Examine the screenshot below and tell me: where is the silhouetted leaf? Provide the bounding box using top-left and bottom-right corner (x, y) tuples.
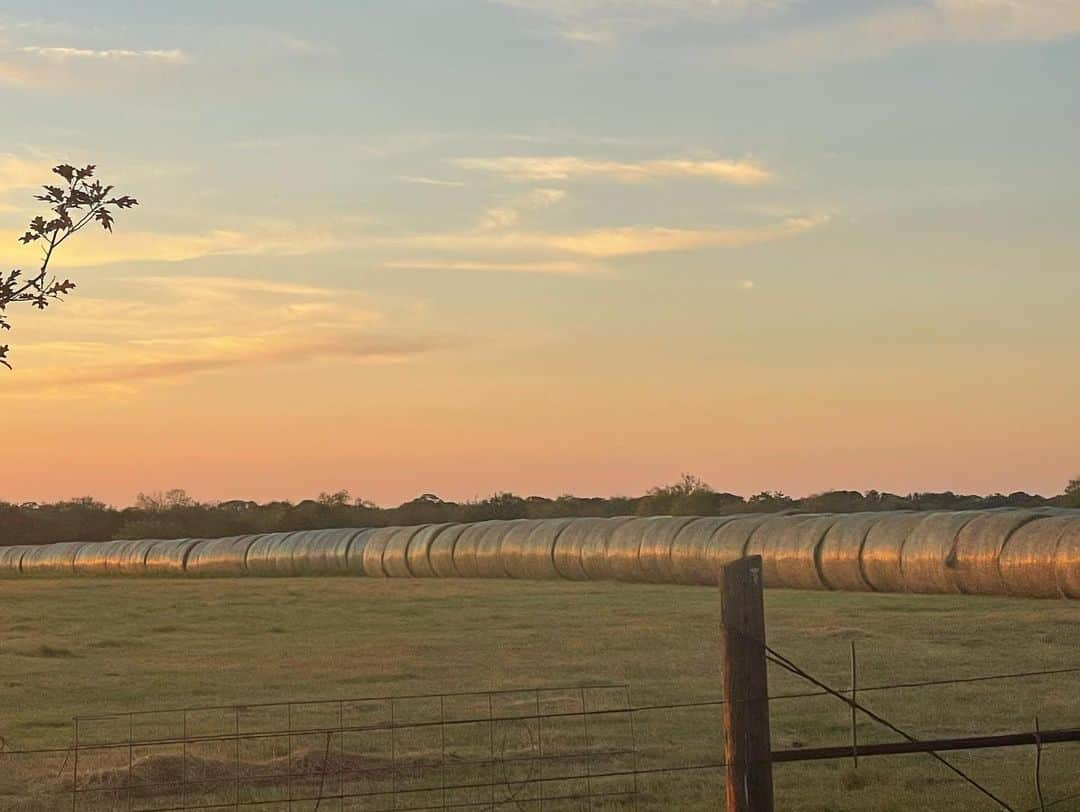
(3, 161), (137, 369)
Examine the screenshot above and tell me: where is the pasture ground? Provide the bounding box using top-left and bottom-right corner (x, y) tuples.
(1, 577), (1078, 810)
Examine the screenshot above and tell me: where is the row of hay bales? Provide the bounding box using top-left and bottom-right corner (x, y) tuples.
(1, 510), (1078, 598)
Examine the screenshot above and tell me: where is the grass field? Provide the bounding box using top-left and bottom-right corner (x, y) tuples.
(1, 577), (1078, 810)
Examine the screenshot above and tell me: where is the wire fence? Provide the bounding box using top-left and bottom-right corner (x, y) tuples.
(2, 661), (1080, 810)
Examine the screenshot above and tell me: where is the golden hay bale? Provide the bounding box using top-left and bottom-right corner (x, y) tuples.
(860, 513), (925, 593)
(638, 517), (699, 583)
(1054, 519), (1080, 599)
(404, 524), (456, 577)
(744, 516), (812, 588)
(901, 512), (986, 594)
(116, 539), (164, 575)
(475, 519), (533, 577)
(184, 536), (258, 577)
(381, 525), (433, 578)
(817, 513), (882, 591)
(246, 532), (301, 576)
(668, 517), (740, 585)
(502, 519), (573, 580)
(344, 528), (375, 574)
(427, 524), (471, 577)
(597, 517), (668, 582)
(0, 544), (32, 575)
(951, 510), (1051, 595)
(289, 529), (364, 575)
(772, 515), (840, 590)
(72, 540), (130, 575)
(999, 515), (1074, 598)
(145, 538), (199, 575)
(552, 518), (631, 581)
(20, 542), (87, 575)
(579, 517), (636, 580)
(356, 527), (401, 577)
(452, 521), (504, 578)
(705, 516), (774, 575)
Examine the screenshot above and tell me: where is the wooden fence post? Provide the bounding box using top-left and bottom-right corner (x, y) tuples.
(720, 555), (774, 812)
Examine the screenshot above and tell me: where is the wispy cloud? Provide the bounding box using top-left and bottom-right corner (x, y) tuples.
(0, 153), (52, 195)
(476, 187), (567, 231)
(0, 38), (188, 88)
(874, 0), (1080, 44)
(535, 215), (827, 257)
(493, 1), (792, 26)
(399, 175), (466, 187)
(5, 333), (443, 394)
(494, 0), (794, 44)
(391, 215), (829, 258)
(17, 46), (187, 62)
(2, 221), (346, 268)
(132, 275), (349, 301)
(4, 271), (443, 394)
(561, 29), (616, 45)
(457, 156), (772, 185)
(738, 0), (1080, 65)
(384, 259), (612, 276)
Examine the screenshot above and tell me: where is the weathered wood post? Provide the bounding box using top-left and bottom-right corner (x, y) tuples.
(720, 555), (774, 812)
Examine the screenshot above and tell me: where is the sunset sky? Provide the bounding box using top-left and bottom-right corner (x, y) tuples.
(2, 1), (1079, 506)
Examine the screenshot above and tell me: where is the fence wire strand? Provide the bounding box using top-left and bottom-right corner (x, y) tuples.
(765, 643), (1017, 812)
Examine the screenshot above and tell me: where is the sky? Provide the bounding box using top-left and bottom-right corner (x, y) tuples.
(1, 0), (1079, 506)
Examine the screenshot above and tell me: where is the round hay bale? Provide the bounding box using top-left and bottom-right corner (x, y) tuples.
(668, 517), (740, 585)
(951, 510), (1050, 595)
(404, 524), (454, 577)
(507, 518), (575, 580)
(451, 522), (488, 578)
(1054, 518), (1080, 599)
(474, 521), (529, 577)
(552, 518), (631, 581)
(74, 540), (130, 575)
(704, 516), (774, 576)
(453, 521), (506, 578)
(999, 516), (1075, 598)
(496, 520), (546, 579)
(598, 517), (663, 582)
(638, 517), (699, 583)
(357, 528), (402, 577)
(116, 539), (163, 575)
(290, 529), (363, 575)
(744, 516), (812, 588)
(21, 542), (86, 575)
(185, 535), (258, 577)
(817, 513), (882, 591)
(382, 526), (432, 578)
(344, 528), (376, 574)
(860, 513), (924, 593)
(146, 539), (200, 575)
(773, 515), (839, 590)
(0, 545), (32, 576)
(106, 540), (143, 574)
(505, 516), (574, 578)
(427, 524), (470, 577)
(246, 532), (301, 576)
(901, 512), (986, 594)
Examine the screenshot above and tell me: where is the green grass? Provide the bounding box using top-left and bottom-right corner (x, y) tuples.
(0, 577), (1078, 810)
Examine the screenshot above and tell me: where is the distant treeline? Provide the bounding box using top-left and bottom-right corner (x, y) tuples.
(2, 474), (1079, 547)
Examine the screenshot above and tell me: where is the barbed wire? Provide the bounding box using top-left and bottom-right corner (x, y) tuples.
(3, 661), (1079, 759)
(765, 643), (1016, 811)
